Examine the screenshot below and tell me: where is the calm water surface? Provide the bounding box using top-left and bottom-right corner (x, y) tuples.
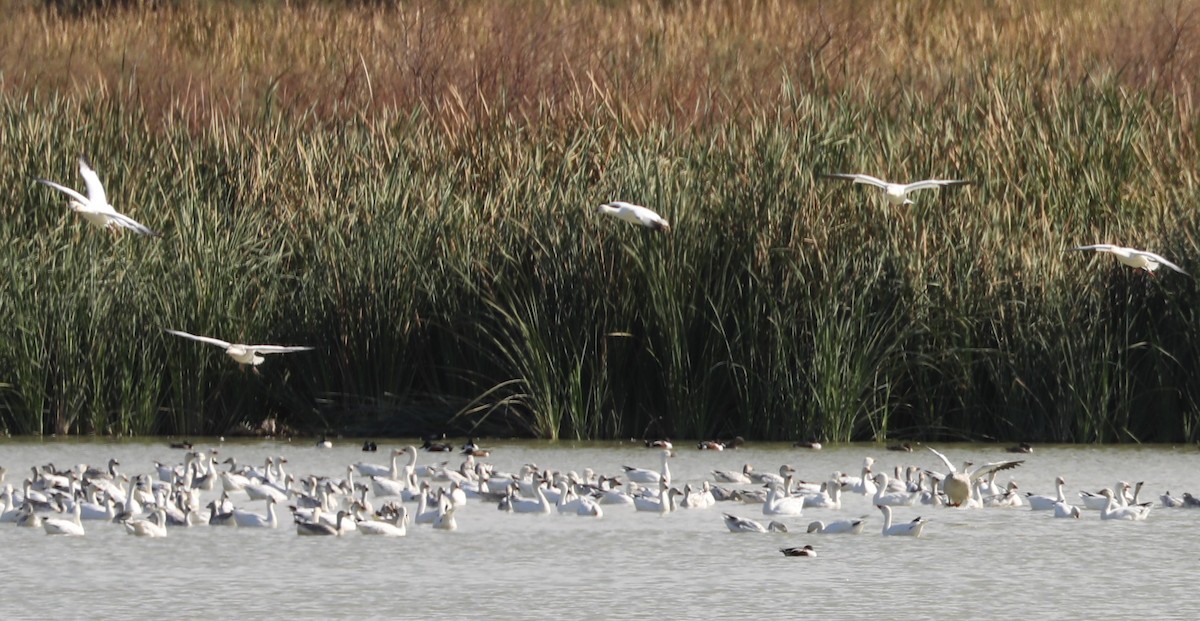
(1, 438), (1197, 620)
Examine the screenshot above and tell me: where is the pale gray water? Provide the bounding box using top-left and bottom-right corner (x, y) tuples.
(1, 439), (1197, 620)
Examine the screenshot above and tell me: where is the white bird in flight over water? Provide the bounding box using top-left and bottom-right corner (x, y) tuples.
(164, 329), (314, 366)
(596, 201), (671, 233)
(1071, 244), (1187, 275)
(35, 157), (160, 237)
(819, 173), (971, 206)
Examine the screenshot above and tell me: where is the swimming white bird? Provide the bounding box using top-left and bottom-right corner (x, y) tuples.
(820, 173), (971, 206)
(623, 449), (671, 485)
(164, 329), (314, 367)
(507, 482), (552, 515)
(35, 157), (160, 236)
(872, 473), (917, 507)
(711, 464), (753, 485)
(357, 505), (408, 537)
(42, 503), (85, 536)
(1053, 501), (1082, 519)
(354, 448), (408, 479)
(1071, 244), (1187, 275)
(762, 482), (805, 517)
(1099, 488), (1152, 521)
(806, 518), (866, 535)
(722, 513), (786, 533)
(124, 508), (168, 537)
(925, 446), (1023, 508)
(1026, 476), (1067, 511)
(596, 201), (671, 233)
(633, 484), (683, 515)
(232, 497), (279, 528)
(800, 481), (842, 510)
(1081, 481), (1131, 510)
(877, 504), (927, 537)
(432, 497), (458, 531)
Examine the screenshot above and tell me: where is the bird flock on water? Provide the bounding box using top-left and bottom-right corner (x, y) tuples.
(1, 439), (1189, 563)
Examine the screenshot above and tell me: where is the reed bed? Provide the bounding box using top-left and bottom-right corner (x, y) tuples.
(2, 1), (1200, 442)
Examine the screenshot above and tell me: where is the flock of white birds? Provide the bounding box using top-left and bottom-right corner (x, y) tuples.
(30, 158), (1188, 372)
(1, 439), (1191, 563)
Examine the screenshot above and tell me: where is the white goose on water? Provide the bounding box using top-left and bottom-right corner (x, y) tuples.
(596, 201), (671, 233)
(1081, 481), (1131, 510)
(807, 518), (866, 535)
(1099, 488), (1152, 521)
(1071, 244), (1187, 275)
(165, 329), (314, 367)
(711, 464), (753, 485)
(872, 473), (917, 507)
(233, 497), (279, 529)
(124, 508), (168, 537)
(357, 504), (408, 537)
(42, 503), (85, 536)
(878, 504), (927, 537)
(1053, 501), (1082, 519)
(762, 482), (805, 517)
(35, 157), (160, 236)
(722, 513), (787, 533)
(801, 481), (842, 510)
(820, 172), (971, 206)
(633, 482), (683, 515)
(1026, 476), (1067, 511)
(354, 448), (406, 479)
(623, 450), (672, 485)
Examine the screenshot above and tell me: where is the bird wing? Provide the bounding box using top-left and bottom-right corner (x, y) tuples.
(78, 158), (110, 207)
(245, 345), (315, 354)
(165, 329), (233, 349)
(107, 210), (160, 237)
(968, 460), (1024, 482)
(1134, 250), (1188, 275)
(925, 446), (957, 475)
(902, 179), (971, 193)
(820, 173), (889, 190)
(1071, 244), (1118, 253)
(34, 178), (89, 205)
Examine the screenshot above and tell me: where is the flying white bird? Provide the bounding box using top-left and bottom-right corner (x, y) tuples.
(1071, 244), (1187, 275)
(596, 201), (671, 233)
(164, 329), (314, 366)
(35, 157), (159, 236)
(820, 173), (971, 206)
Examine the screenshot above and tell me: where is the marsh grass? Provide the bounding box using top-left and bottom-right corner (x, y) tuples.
(3, 1), (1200, 441)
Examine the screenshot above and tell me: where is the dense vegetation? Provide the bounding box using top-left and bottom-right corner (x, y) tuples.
(3, 0), (1200, 443)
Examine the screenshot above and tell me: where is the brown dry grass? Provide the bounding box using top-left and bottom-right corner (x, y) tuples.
(3, 0), (1200, 129)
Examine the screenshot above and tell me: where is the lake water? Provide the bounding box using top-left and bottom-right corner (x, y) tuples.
(1, 438), (1197, 620)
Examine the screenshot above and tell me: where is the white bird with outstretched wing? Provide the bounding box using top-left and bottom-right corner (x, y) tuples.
(35, 158), (159, 237)
(165, 329), (313, 366)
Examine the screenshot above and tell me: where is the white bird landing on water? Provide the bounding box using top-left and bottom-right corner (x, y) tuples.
(596, 201), (671, 233)
(819, 173), (971, 206)
(1071, 244), (1188, 276)
(164, 329), (314, 367)
(35, 157), (159, 237)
